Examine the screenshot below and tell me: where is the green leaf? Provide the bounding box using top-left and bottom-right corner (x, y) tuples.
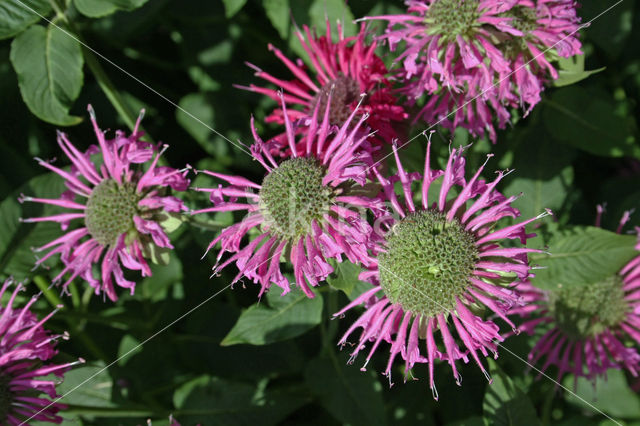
(221, 0), (247, 18)
(221, 288), (323, 346)
(542, 86), (638, 158)
(176, 93), (216, 155)
(117, 335), (142, 366)
(304, 353), (387, 426)
(140, 251), (183, 301)
(73, 0), (149, 18)
(530, 226), (638, 290)
(503, 123), (575, 220)
(10, 24), (83, 126)
(0, 0), (50, 40)
(309, 0), (356, 37)
(263, 0), (290, 39)
(57, 362), (115, 408)
(553, 55), (605, 87)
(564, 369), (640, 419)
(327, 260), (364, 297)
(0, 172), (67, 281)
(173, 375), (306, 425)
(483, 360), (539, 426)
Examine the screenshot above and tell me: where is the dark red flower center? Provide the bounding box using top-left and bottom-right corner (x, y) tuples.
(311, 73), (361, 126)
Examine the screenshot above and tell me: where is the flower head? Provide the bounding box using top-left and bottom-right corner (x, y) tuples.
(193, 100), (382, 298)
(516, 217), (640, 383)
(237, 21), (407, 153)
(20, 106), (189, 301)
(0, 279), (82, 424)
(368, 0), (582, 141)
(334, 140), (547, 398)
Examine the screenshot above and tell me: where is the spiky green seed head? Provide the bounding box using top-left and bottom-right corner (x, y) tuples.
(379, 210), (479, 317)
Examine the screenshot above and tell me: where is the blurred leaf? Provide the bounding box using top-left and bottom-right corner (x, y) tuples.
(305, 353), (386, 426)
(222, 0), (247, 18)
(176, 93), (216, 155)
(582, 0), (634, 58)
(483, 360), (539, 426)
(554, 55), (605, 87)
(309, 0), (356, 37)
(0, 0), (50, 40)
(173, 375), (306, 425)
(327, 260), (364, 297)
(542, 86), (638, 158)
(73, 0), (149, 18)
(221, 288), (323, 346)
(263, 0), (290, 39)
(117, 334), (142, 366)
(529, 226), (637, 290)
(564, 369), (640, 419)
(445, 417), (484, 426)
(140, 251), (183, 301)
(10, 24), (83, 126)
(0, 172), (66, 280)
(57, 362), (115, 408)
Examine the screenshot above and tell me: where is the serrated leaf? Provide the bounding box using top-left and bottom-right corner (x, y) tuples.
(327, 260), (363, 296)
(263, 0), (289, 39)
(0, 0), (50, 40)
(530, 226), (637, 290)
(173, 375), (306, 425)
(542, 86), (638, 158)
(73, 0), (149, 18)
(10, 24), (83, 126)
(564, 369), (640, 419)
(221, 288), (323, 346)
(483, 360), (539, 426)
(57, 362), (115, 408)
(304, 353), (386, 426)
(554, 55), (605, 87)
(221, 0), (247, 18)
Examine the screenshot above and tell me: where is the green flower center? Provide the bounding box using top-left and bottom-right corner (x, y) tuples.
(378, 211), (479, 317)
(505, 6), (538, 34)
(259, 158), (334, 240)
(425, 0), (481, 42)
(311, 73), (360, 126)
(85, 179), (140, 246)
(0, 373), (12, 422)
(549, 275), (628, 340)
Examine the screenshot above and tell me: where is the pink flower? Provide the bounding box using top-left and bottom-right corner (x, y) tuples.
(0, 279), (83, 424)
(20, 106), (189, 301)
(236, 21), (407, 153)
(515, 217), (640, 384)
(366, 0), (582, 141)
(334, 140), (547, 398)
(193, 100), (383, 298)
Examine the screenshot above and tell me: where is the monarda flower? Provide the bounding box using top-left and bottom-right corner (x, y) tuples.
(237, 21), (407, 153)
(20, 106), (189, 301)
(515, 219), (640, 383)
(0, 279), (82, 424)
(334, 141), (548, 398)
(367, 0), (582, 141)
(193, 100), (381, 298)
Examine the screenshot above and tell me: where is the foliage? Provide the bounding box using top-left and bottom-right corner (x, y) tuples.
(1, 0), (639, 425)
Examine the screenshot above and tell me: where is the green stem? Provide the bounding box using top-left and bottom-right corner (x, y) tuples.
(34, 275), (64, 307)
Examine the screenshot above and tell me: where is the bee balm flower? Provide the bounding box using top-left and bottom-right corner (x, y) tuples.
(367, 0), (582, 141)
(20, 106), (189, 301)
(193, 100), (382, 298)
(335, 141), (548, 398)
(0, 279), (82, 424)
